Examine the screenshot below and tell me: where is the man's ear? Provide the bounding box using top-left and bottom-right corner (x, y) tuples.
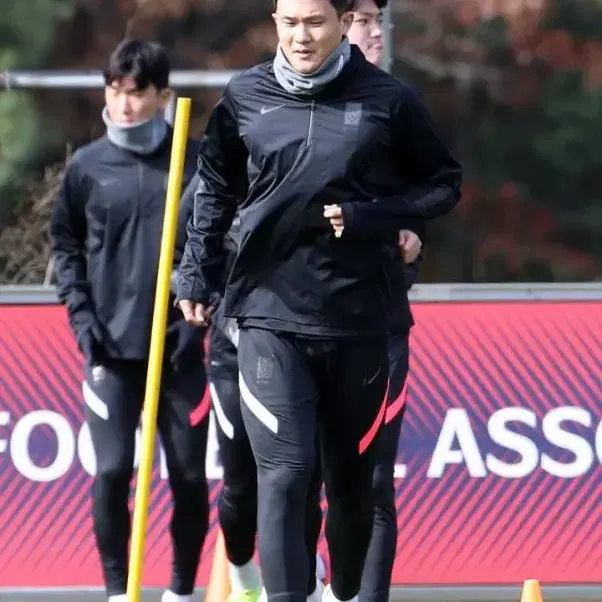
(158, 88), (173, 110)
(341, 11), (354, 34)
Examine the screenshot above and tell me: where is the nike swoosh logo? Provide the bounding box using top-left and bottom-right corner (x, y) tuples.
(260, 105), (285, 115)
(364, 367), (382, 386)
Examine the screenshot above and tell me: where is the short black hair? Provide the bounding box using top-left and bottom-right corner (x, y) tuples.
(272, 0), (358, 13)
(374, 0), (388, 7)
(103, 40), (170, 91)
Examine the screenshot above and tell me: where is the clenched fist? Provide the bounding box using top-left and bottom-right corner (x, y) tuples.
(398, 230), (422, 263)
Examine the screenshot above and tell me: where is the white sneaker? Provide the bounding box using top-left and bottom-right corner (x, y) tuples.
(108, 596), (127, 602)
(161, 590), (191, 602)
(308, 578), (324, 602)
(322, 584), (357, 602)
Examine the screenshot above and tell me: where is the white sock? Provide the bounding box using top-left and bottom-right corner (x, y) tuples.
(229, 559), (262, 593)
(161, 590), (191, 602)
(308, 578), (324, 602)
(108, 596), (127, 602)
(322, 584), (357, 602)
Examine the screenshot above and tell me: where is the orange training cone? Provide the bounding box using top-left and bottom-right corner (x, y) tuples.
(206, 530), (231, 602)
(521, 579), (543, 602)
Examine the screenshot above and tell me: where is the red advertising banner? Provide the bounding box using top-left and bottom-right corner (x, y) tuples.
(0, 302), (600, 588)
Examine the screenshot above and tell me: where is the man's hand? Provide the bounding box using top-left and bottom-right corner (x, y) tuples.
(324, 205), (344, 238)
(75, 313), (105, 367)
(399, 230), (422, 264)
(178, 300), (214, 327)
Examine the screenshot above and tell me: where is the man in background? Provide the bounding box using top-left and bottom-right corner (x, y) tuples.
(345, 3), (423, 601)
(177, 1), (461, 602)
(50, 40), (209, 602)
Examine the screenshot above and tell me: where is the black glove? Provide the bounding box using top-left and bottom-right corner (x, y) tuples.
(166, 319), (205, 372)
(76, 318), (104, 367)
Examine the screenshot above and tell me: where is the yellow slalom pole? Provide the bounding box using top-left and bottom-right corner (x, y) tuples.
(126, 97), (192, 602)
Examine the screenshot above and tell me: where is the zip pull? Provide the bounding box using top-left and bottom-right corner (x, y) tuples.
(307, 101), (315, 146)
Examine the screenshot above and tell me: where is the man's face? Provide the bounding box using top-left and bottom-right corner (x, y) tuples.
(104, 76), (169, 125)
(347, 0), (384, 65)
(273, 0), (353, 74)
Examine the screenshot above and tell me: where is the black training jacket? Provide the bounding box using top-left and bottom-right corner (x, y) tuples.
(181, 173), (419, 334)
(178, 46), (462, 338)
(50, 131), (200, 360)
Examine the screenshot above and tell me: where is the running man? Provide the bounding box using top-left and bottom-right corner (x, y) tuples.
(177, 2), (462, 602)
(195, 4), (424, 601)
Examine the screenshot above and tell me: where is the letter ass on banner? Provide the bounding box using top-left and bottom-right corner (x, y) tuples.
(0, 303), (600, 587)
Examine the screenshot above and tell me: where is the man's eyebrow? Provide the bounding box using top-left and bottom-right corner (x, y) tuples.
(109, 82), (141, 93)
(279, 12), (326, 20)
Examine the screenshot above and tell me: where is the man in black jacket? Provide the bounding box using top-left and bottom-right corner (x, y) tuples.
(50, 40), (209, 602)
(345, 3), (419, 601)
(193, 4), (423, 599)
(177, 1), (462, 601)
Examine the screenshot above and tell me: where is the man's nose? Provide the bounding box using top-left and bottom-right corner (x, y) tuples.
(371, 22), (383, 38)
(294, 24), (311, 42)
(117, 94), (132, 114)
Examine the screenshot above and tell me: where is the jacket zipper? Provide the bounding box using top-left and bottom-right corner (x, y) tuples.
(137, 163), (144, 212)
(306, 101), (315, 146)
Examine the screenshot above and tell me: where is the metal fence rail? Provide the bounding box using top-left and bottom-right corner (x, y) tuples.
(2, 283), (602, 305)
(0, 69), (239, 90)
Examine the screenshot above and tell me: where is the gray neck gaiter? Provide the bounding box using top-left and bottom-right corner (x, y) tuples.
(102, 107), (168, 155)
(273, 38), (351, 96)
